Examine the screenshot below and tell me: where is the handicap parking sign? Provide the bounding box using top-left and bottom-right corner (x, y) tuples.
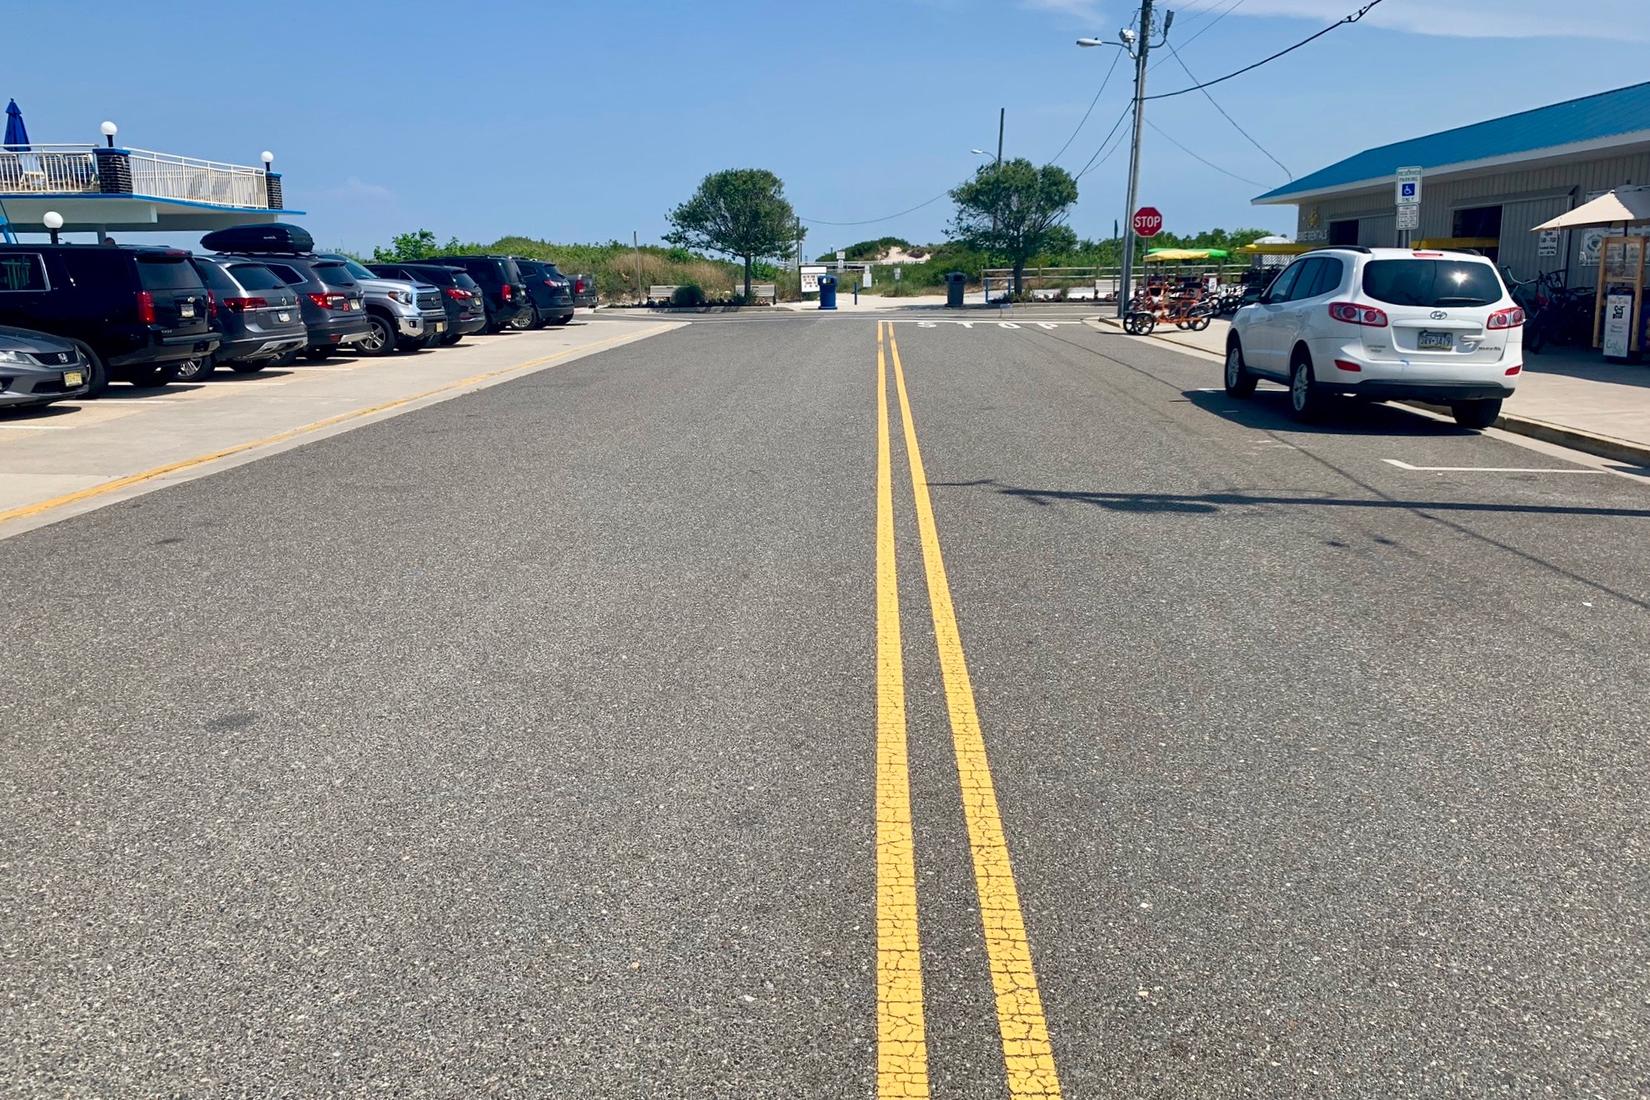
(1401, 183), (1417, 198)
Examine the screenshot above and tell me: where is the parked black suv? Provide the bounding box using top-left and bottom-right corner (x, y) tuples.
(513, 259), (576, 328)
(421, 255), (529, 332)
(0, 244), (219, 395)
(368, 262), (488, 344)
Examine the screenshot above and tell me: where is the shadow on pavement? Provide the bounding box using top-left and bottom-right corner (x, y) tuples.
(0, 402), (82, 422)
(930, 478), (1650, 520)
(1183, 388), (1478, 438)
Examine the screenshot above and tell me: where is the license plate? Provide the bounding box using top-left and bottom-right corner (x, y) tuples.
(181, 301), (196, 318)
(435, 322), (447, 333)
(63, 369), (84, 387)
(277, 311), (291, 323)
(1418, 330), (1453, 350)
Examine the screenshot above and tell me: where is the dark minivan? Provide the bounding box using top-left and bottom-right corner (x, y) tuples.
(421, 255), (529, 332)
(368, 262), (488, 344)
(0, 244), (219, 394)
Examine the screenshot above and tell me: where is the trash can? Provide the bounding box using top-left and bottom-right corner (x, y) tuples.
(945, 271), (967, 308)
(818, 274), (838, 311)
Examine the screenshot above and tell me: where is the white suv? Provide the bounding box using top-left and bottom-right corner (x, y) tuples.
(1225, 247), (1523, 428)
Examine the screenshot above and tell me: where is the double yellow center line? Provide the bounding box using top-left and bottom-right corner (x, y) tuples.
(874, 321), (1062, 1099)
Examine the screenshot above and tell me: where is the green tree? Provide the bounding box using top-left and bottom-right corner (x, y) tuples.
(371, 229), (438, 262)
(665, 169), (801, 301)
(948, 159), (1079, 296)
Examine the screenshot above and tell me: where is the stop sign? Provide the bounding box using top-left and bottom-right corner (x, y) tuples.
(1133, 207), (1163, 238)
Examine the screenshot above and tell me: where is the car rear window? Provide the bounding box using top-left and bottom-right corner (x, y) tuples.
(193, 261), (239, 292)
(312, 261), (359, 289)
(137, 254), (205, 291)
(1361, 260), (1502, 307)
(453, 273), (480, 291)
(227, 263), (287, 292)
(411, 267), (455, 287)
(0, 253), (49, 291)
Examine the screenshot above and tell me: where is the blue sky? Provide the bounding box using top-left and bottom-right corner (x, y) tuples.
(5, 0), (1645, 254)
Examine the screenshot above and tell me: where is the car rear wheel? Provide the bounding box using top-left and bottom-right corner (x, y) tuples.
(174, 353), (216, 382)
(1288, 356), (1324, 421)
(359, 314), (396, 356)
(230, 359), (269, 374)
(440, 331), (463, 346)
(1224, 341), (1257, 398)
(1451, 398), (1502, 430)
(304, 348), (334, 362)
(551, 314), (573, 327)
(509, 308), (538, 331)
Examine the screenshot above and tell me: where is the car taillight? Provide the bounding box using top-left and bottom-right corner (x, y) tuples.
(1327, 301), (1388, 327)
(1487, 306), (1525, 329)
(574, 278), (587, 294)
(444, 287), (470, 301)
(135, 290), (156, 324)
(501, 284), (513, 301)
(206, 290), (218, 319)
(305, 292), (351, 310)
(221, 296), (269, 312)
(1505, 364), (1523, 375)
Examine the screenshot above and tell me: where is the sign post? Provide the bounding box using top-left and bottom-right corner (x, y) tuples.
(836, 250), (845, 273)
(1395, 166), (1422, 246)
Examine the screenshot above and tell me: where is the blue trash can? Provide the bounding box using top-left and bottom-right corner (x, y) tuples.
(818, 274), (838, 311)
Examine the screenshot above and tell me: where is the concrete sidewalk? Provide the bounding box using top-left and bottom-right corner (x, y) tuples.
(1097, 315), (1650, 466)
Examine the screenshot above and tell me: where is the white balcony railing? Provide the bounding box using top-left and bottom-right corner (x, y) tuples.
(0, 144), (99, 193)
(0, 144), (269, 208)
(127, 148), (268, 208)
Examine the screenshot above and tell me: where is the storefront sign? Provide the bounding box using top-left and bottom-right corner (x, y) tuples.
(1602, 292), (1633, 358)
(1536, 228), (1561, 258)
(1579, 228), (1606, 266)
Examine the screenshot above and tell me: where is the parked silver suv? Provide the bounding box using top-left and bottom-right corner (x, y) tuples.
(320, 255), (448, 355)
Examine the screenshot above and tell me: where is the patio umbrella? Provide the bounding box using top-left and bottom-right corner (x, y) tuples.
(4, 99), (28, 150)
(1531, 187), (1650, 230)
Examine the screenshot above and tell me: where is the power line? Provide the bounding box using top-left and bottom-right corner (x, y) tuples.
(1073, 101), (1135, 181)
(1145, 0), (1384, 101)
(1050, 48), (1124, 165)
(1144, 118), (1266, 187)
(798, 190), (951, 227)
(1177, 0), (1248, 50)
(1163, 40), (1291, 179)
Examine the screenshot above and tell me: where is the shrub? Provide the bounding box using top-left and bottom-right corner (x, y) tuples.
(671, 284), (707, 307)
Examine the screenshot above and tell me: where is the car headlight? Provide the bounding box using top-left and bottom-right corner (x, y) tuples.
(386, 290), (409, 304)
(0, 349), (28, 365)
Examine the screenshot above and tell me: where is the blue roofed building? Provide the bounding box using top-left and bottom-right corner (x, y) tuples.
(1253, 82), (1650, 286)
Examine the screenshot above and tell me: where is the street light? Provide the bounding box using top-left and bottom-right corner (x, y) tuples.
(261, 150), (274, 169)
(99, 120), (117, 148)
(43, 210), (62, 244)
(970, 148), (990, 156)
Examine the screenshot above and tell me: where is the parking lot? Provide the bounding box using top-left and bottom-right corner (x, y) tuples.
(0, 317), (675, 535)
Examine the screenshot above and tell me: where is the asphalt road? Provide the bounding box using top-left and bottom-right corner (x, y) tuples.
(3, 313), (1647, 1098)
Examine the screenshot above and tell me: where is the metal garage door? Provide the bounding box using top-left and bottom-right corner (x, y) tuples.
(1499, 194), (1573, 286)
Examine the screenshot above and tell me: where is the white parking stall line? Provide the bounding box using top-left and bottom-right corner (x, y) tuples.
(1383, 458), (1610, 474)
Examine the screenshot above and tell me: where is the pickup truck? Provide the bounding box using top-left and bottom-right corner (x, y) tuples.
(320, 255), (448, 354)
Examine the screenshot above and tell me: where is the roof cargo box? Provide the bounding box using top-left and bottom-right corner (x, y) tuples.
(200, 222), (314, 255)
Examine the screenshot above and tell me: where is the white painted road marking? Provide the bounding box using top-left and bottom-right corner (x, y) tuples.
(1383, 459), (1609, 474)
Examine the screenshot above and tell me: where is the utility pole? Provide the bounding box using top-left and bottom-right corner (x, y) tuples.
(991, 106), (1005, 241)
(633, 230), (643, 304)
(1118, 1), (1153, 319)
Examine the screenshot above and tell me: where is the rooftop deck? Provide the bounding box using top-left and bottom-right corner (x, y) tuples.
(0, 143), (299, 235)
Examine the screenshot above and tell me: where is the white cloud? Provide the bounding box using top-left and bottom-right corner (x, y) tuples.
(318, 176), (397, 203)
(1224, 0), (1650, 42)
(1019, 0), (1106, 20)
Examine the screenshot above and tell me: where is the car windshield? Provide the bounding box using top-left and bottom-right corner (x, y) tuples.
(339, 259), (379, 281)
(136, 254), (204, 291)
(1361, 260), (1502, 307)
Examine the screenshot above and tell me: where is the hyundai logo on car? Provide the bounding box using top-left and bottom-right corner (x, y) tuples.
(1431, 310), (1449, 320)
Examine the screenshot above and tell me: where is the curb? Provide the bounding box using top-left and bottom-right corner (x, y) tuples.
(1089, 315), (1650, 469)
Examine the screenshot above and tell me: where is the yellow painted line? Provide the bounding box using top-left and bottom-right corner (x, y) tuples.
(875, 321), (931, 1099)
(0, 328), (651, 528)
(887, 325), (1063, 1099)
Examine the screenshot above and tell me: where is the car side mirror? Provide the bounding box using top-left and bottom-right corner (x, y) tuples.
(1256, 291), (1271, 305)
